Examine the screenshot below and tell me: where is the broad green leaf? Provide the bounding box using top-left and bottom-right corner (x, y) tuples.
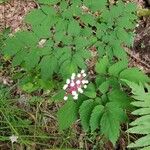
(57, 100), (78, 130)
(53, 90), (66, 101)
(79, 99), (98, 131)
(98, 80), (109, 94)
(32, 25), (51, 38)
(119, 68), (150, 84)
(68, 20), (80, 36)
(108, 89), (132, 109)
(3, 37), (24, 56)
(95, 56), (109, 74)
(60, 60), (78, 78)
(15, 31), (38, 48)
(74, 36), (89, 49)
(112, 42), (128, 60)
(100, 103), (121, 145)
(73, 53), (86, 69)
(39, 55), (57, 80)
(84, 0), (107, 11)
(90, 105), (104, 132)
(24, 50), (40, 70)
(25, 9), (47, 25)
(12, 50), (27, 66)
(108, 60), (128, 77)
(81, 14), (96, 26)
(95, 76), (106, 87)
(84, 83), (96, 98)
(37, 0), (59, 5)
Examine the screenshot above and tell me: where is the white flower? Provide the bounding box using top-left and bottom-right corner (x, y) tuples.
(73, 94), (78, 100)
(64, 96), (68, 101)
(9, 135), (18, 143)
(81, 70), (85, 73)
(66, 79), (70, 84)
(83, 73), (86, 77)
(71, 73), (76, 80)
(78, 88), (83, 93)
(84, 85), (87, 89)
(82, 80), (89, 84)
(82, 80), (86, 84)
(77, 73), (81, 78)
(76, 80), (81, 85)
(84, 80), (89, 84)
(63, 84), (68, 90)
(72, 91), (77, 96)
(70, 82), (75, 87)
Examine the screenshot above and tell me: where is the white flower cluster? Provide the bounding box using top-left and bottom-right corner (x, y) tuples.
(9, 135), (18, 143)
(63, 70), (89, 100)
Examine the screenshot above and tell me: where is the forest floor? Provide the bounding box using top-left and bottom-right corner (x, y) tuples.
(0, 0), (150, 150)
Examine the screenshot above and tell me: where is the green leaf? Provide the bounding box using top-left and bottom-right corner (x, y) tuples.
(60, 60), (78, 78)
(98, 80), (109, 94)
(132, 108), (150, 115)
(3, 37), (24, 56)
(53, 90), (66, 101)
(130, 115), (150, 126)
(39, 55), (57, 80)
(12, 50), (27, 67)
(108, 89), (132, 109)
(32, 25), (51, 38)
(128, 124), (150, 134)
(95, 76), (106, 87)
(84, 83), (96, 98)
(84, 0), (107, 11)
(24, 50), (40, 70)
(119, 68), (150, 84)
(68, 20), (81, 36)
(15, 31), (38, 48)
(112, 42), (128, 60)
(100, 102), (124, 145)
(108, 60), (128, 77)
(95, 56), (109, 75)
(57, 100), (78, 130)
(90, 105), (104, 132)
(128, 135), (150, 148)
(73, 53), (86, 69)
(37, 0), (59, 5)
(79, 99), (97, 131)
(25, 9), (47, 26)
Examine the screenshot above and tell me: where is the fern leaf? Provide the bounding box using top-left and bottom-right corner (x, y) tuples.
(126, 82), (150, 149)
(120, 68), (150, 84)
(128, 134), (150, 148)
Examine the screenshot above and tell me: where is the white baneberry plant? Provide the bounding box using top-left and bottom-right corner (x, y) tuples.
(57, 58), (150, 146)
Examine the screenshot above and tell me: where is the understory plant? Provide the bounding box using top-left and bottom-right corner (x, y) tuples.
(125, 81), (150, 150)
(57, 57), (150, 145)
(1, 0), (137, 92)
